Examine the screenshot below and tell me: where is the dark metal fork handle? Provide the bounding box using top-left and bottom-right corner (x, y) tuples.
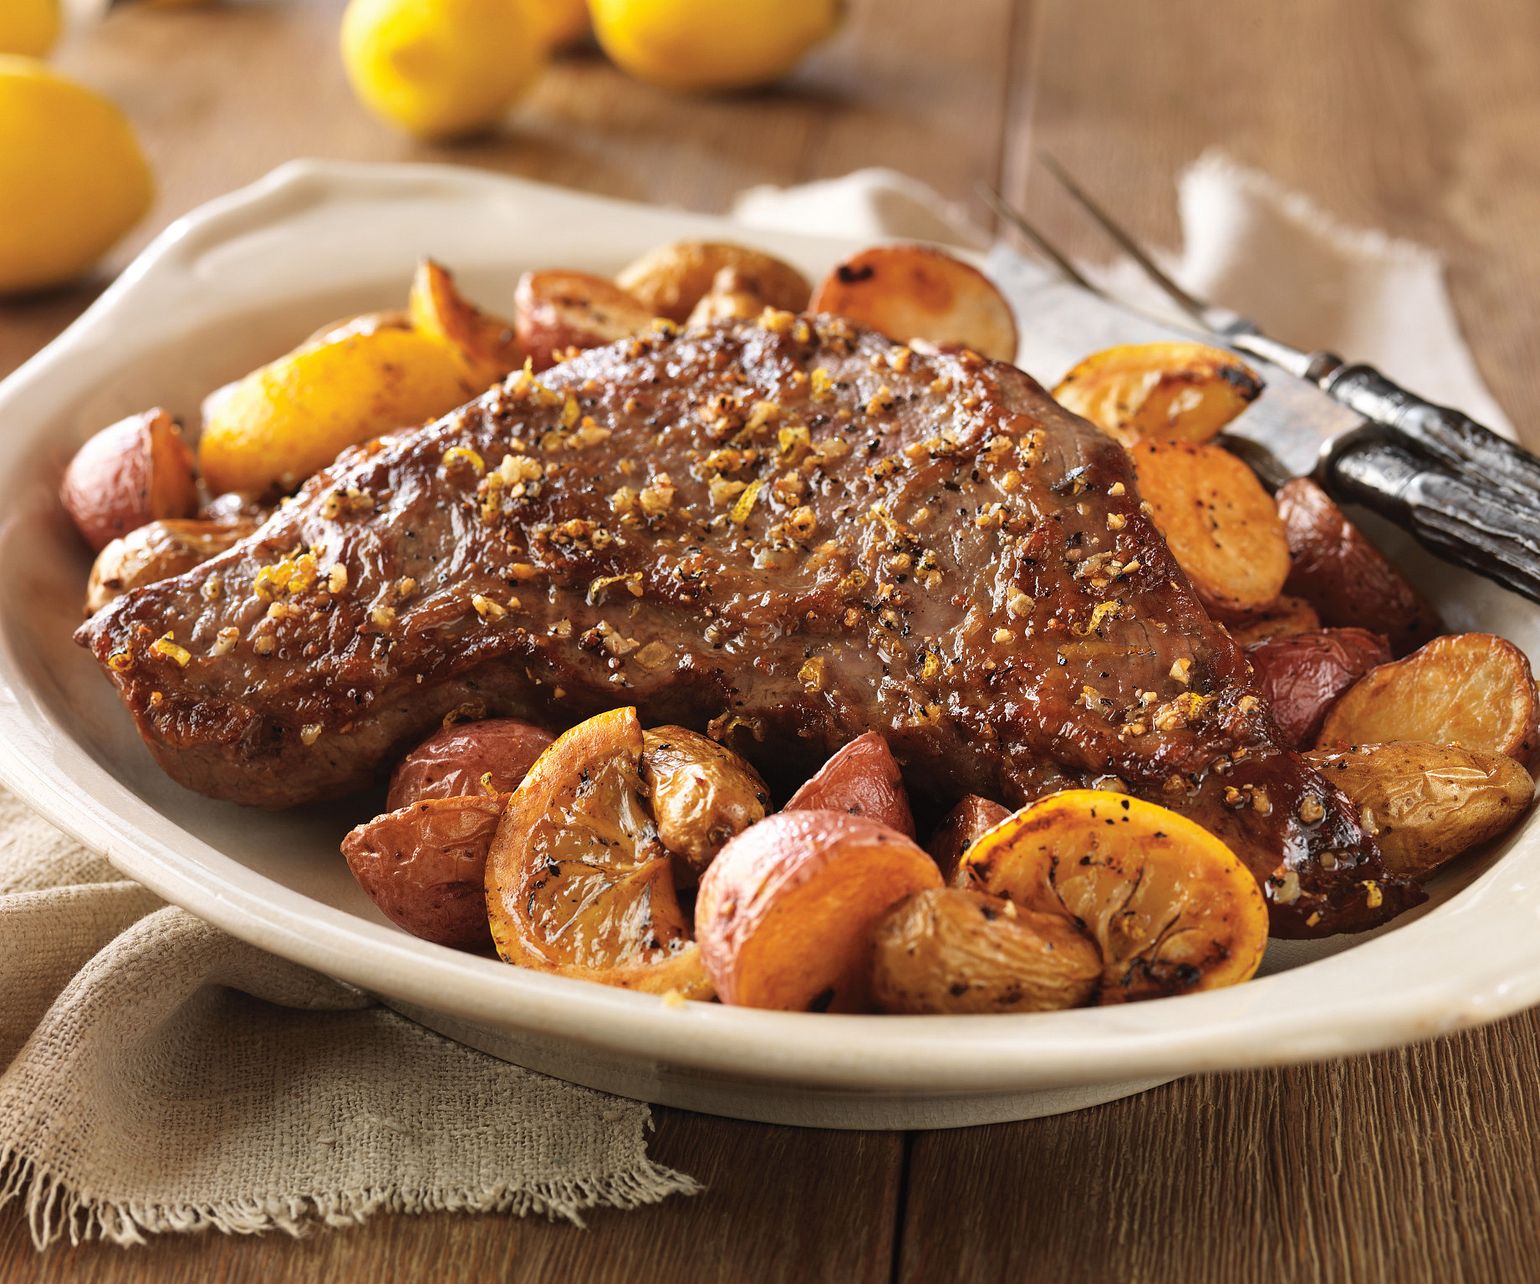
(1320, 360), (1540, 500)
(1329, 438), (1540, 604)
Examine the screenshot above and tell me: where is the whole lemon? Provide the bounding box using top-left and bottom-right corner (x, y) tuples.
(0, 0), (60, 58)
(590, 0), (842, 93)
(523, 0), (588, 50)
(340, 0), (545, 140)
(0, 58), (154, 295)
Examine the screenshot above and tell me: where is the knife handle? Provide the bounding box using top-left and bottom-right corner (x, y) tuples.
(1327, 438), (1540, 604)
(1318, 360), (1540, 499)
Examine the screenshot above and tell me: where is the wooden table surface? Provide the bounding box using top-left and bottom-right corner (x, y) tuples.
(4, 1), (1539, 1279)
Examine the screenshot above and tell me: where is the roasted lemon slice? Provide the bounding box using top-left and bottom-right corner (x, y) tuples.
(961, 790), (1268, 1003)
(485, 707), (712, 997)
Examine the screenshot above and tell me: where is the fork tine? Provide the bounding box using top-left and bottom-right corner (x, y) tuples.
(975, 183), (1100, 295)
(1036, 153), (1212, 328)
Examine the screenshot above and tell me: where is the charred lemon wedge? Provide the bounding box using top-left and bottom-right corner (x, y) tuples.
(960, 790), (1268, 1003)
(485, 707), (712, 997)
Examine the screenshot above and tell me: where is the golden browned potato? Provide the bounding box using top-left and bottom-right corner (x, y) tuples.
(1052, 341), (1263, 446)
(485, 707), (711, 996)
(1132, 438), (1291, 614)
(784, 730), (916, 837)
(616, 241), (810, 323)
(1276, 477), (1441, 655)
(513, 270), (656, 370)
(85, 517), (256, 614)
(1305, 741), (1534, 879)
(640, 725), (769, 880)
(342, 794), (505, 950)
(685, 266), (774, 326)
(962, 790), (1268, 1003)
(408, 258), (522, 388)
(927, 794), (1010, 886)
(1220, 594), (1321, 646)
(695, 809), (942, 1011)
(871, 888), (1101, 1015)
(387, 718), (555, 809)
(809, 244), (1018, 362)
(1317, 633), (1540, 761)
(59, 408), (198, 553)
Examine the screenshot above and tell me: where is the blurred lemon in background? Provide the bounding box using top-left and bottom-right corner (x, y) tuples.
(589, 0), (842, 92)
(523, 0), (588, 51)
(341, 0), (545, 140)
(0, 0), (60, 57)
(0, 57), (153, 294)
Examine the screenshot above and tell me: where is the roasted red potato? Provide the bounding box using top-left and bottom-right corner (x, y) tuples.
(809, 244), (1018, 362)
(1246, 627), (1392, 749)
(387, 718), (554, 809)
(695, 809), (942, 1011)
(640, 725), (769, 880)
(616, 241), (810, 323)
(1276, 477), (1441, 654)
(1220, 594), (1322, 646)
(59, 408), (198, 553)
(870, 888), (1102, 1015)
(1132, 439), (1291, 614)
(1305, 741), (1534, 880)
(513, 270), (656, 370)
(785, 730), (916, 838)
(341, 794), (504, 950)
(85, 517), (257, 615)
(927, 794), (1010, 886)
(1317, 632), (1540, 761)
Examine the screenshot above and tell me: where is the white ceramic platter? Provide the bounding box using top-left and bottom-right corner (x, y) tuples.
(2, 161), (1536, 1129)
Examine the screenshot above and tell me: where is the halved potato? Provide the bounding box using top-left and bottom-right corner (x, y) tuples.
(808, 244), (1018, 362)
(387, 718), (555, 809)
(85, 517), (256, 615)
(1132, 439), (1291, 614)
(871, 888), (1101, 1015)
(961, 790), (1269, 1002)
(60, 408), (199, 553)
(513, 270), (656, 370)
(785, 731), (916, 838)
(927, 794), (1010, 886)
(1316, 633), (1540, 761)
(200, 327), (478, 494)
(695, 810), (942, 1011)
(1305, 741), (1534, 880)
(1052, 342), (1263, 446)
(409, 259), (523, 388)
(484, 707), (711, 996)
(640, 725), (769, 881)
(686, 266), (774, 327)
(1221, 594), (1321, 646)
(616, 241), (810, 323)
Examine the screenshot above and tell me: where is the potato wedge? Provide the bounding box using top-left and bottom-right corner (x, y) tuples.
(686, 266), (774, 327)
(387, 718), (555, 809)
(342, 794), (504, 950)
(1132, 439), (1291, 614)
(1277, 477), (1441, 655)
(1305, 741), (1534, 880)
(785, 730), (916, 838)
(871, 888), (1101, 1015)
(808, 244), (1018, 362)
(484, 707), (711, 996)
(640, 725), (769, 880)
(1246, 627), (1392, 749)
(200, 327), (478, 495)
(1317, 633), (1540, 761)
(695, 809), (941, 1010)
(961, 790), (1268, 1002)
(616, 241), (810, 323)
(927, 794), (1010, 886)
(85, 517), (256, 615)
(513, 270), (656, 371)
(60, 408), (198, 553)
(1220, 594), (1321, 646)
(1052, 342), (1263, 446)
(408, 258), (522, 388)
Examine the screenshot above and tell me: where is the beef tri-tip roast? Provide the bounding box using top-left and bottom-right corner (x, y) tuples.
(76, 312), (1419, 936)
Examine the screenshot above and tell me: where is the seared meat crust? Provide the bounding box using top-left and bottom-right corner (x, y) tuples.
(77, 314), (1417, 936)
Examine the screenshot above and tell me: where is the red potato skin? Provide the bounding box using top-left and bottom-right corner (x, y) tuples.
(1246, 628), (1392, 749)
(1276, 478), (1441, 655)
(784, 730), (917, 837)
(513, 270), (653, 371)
(60, 408), (198, 553)
(927, 794), (1010, 885)
(341, 794), (505, 950)
(386, 718), (554, 810)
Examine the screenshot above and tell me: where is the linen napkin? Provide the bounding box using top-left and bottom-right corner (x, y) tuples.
(1, 155), (1509, 1251)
